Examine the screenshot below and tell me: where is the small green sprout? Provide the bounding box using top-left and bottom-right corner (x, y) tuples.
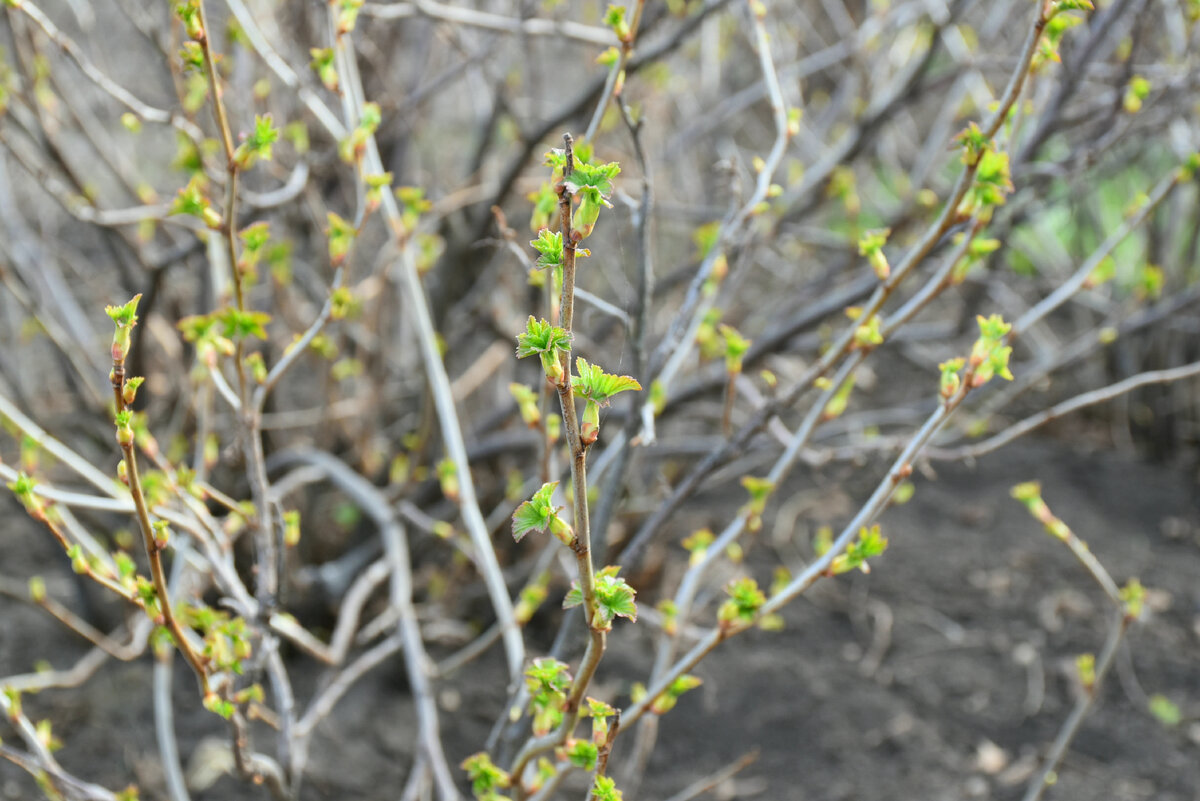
(395, 186), (432, 235)
(310, 48), (338, 91)
(339, 101), (381, 163)
(564, 566), (637, 631)
(822, 374), (857, 420)
(830, 525), (888, 575)
(179, 41), (205, 73)
(853, 315), (884, 350)
(1035, 10), (1085, 71)
(512, 482), (573, 545)
(939, 358), (965, 399)
(437, 458), (459, 502)
(169, 176), (220, 229)
(1120, 578), (1145, 620)
(959, 150), (1013, 219)
(591, 775), (624, 801)
(695, 308), (724, 361)
(105, 294), (142, 364)
(681, 528), (714, 566)
(525, 657), (571, 735)
(28, 575), (46, 603)
(327, 212), (357, 267)
(514, 571), (550, 624)
(364, 173), (393, 215)
(516, 317), (572, 383)
(563, 738), (599, 770)
(565, 161), (621, 240)
(175, 0), (204, 40)
(215, 307), (271, 341)
(203, 692), (235, 720)
(233, 114), (278, 169)
(584, 697), (616, 743)
(572, 358), (641, 444)
(1123, 76), (1151, 114)
(951, 235), (1001, 285)
(1148, 694), (1182, 727)
(509, 383), (541, 428)
(1075, 653), (1096, 690)
(955, 122), (990, 166)
(461, 752), (509, 801)
(330, 287), (361, 321)
(530, 228), (564, 269)
(718, 324), (751, 374)
(1010, 482), (1072, 541)
(858, 228), (891, 279)
(528, 183), (559, 232)
(969, 314), (1013, 385)
(604, 5), (631, 40)
(739, 476), (774, 532)
(718, 577), (766, 628)
(336, 0), (364, 34)
(650, 674), (701, 715)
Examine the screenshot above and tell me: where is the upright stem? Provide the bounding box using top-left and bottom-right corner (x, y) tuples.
(111, 363), (209, 696)
(195, 0), (276, 603)
(510, 133), (610, 796)
(554, 134), (600, 627)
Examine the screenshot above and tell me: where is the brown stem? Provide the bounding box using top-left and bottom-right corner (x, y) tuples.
(195, 0), (279, 604)
(112, 367), (209, 695)
(511, 131), (609, 798)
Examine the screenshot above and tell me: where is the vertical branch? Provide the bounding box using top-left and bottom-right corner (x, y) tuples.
(109, 324), (210, 696)
(194, 0), (277, 607)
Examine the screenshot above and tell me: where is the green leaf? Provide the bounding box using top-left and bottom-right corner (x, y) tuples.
(938, 358), (965, 399)
(310, 47), (338, 91)
(530, 229), (564, 268)
(525, 657), (572, 696)
(970, 314), (1014, 384)
(572, 358), (641, 403)
(565, 739), (599, 771)
(509, 383), (541, 428)
(233, 114), (279, 169)
(651, 674), (702, 715)
(525, 657), (571, 736)
(512, 482), (571, 544)
(831, 524), (888, 575)
(566, 161), (621, 197)
(591, 775), (624, 801)
(1120, 578), (1146, 619)
(563, 566), (637, 630)
(516, 317), (572, 382)
(216, 307), (271, 341)
(169, 175), (220, 228)
(461, 752), (510, 799)
(1148, 694), (1181, 727)
(718, 325), (751, 372)
(718, 577), (766, 625)
(327, 212), (357, 266)
(857, 227), (891, 279)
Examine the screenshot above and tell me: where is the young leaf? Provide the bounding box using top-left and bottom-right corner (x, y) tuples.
(564, 739), (599, 771)
(516, 317), (572, 383)
(830, 525), (889, 575)
(565, 566), (638, 631)
(461, 752), (510, 799)
(572, 358), (641, 443)
(718, 577), (766, 626)
(512, 482), (572, 544)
